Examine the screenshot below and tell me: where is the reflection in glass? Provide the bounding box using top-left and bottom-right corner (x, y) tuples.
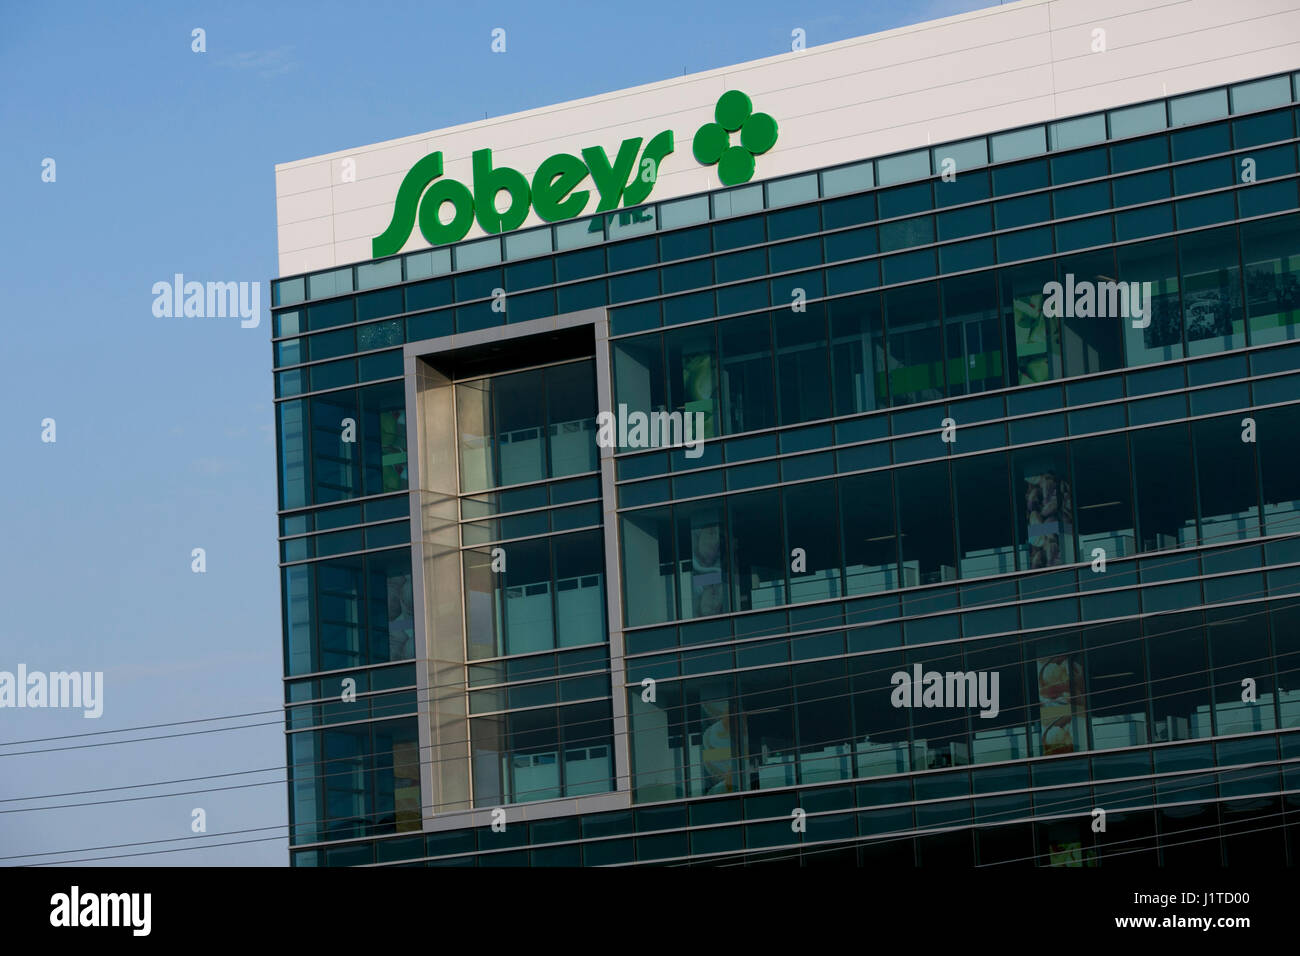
(456, 380), (494, 493)
(1146, 612), (1212, 743)
(1132, 424), (1198, 551)
(1241, 213), (1300, 344)
(1071, 434), (1136, 559)
(554, 530), (606, 648)
(942, 272), (1004, 395)
(1084, 621), (1147, 750)
(677, 500), (729, 619)
(774, 304), (832, 424)
(953, 452), (1016, 577)
(1119, 238), (1184, 364)
(829, 293), (888, 415)
(666, 325), (718, 441)
(718, 313), (775, 434)
(885, 283), (944, 405)
(1181, 226), (1245, 356)
(840, 470), (900, 593)
(1001, 261), (1062, 386)
(1013, 444), (1075, 570)
(1207, 607), (1275, 736)
(621, 507), (676, 626)
(784, 480), (842, 602)
(897, 461), (957, 585)
(1057, 249), (1125, 376)
(494, 369), (547, 487)
(1193, 414), (1260, 543)
(1257, 405), (1300, 535)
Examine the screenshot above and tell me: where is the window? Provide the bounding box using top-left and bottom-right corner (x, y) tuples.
(1050, 144), (1108, 183)
(1207, 606), (1275, 736)
(718, 313), (775, 435)
(1193, 414), (1260, 544)
(896, 461), (956, 586)
(1241, 213), (1300, 344)
(486, 536), (549, 657)
(464, 528), (605, 658)
(456, 362), (598, 492)
(992, 158), (1048, 195)
(1146, 612), (1212, 743)
(840, 471), (899, 594)
(279, 399), (309, 510)
(953, 452), (1015, 578)
(310, 391), (361, 503)
(879, 215), (934, 253)
(307, 297), (353, 331)
(613, 335), (667, 432)
(1271, 602), (1300, 728)
(1132, 424), (1198, 552)
(774, 305), (831, 424)
(784, 481), (842, 602)
(505, 708), (561, 803)
(1256, 405), (1300, 536)
(1057, 249), (1124, 376)
(906, 644), (969, 769)
(1070, 433), (1136, 559)
(941, 272), (1003, 395)
(1001, 261), (1062, 386)
(1181, 226), (1247, 352)
(1118, 238), (1183, 365)
(677, 499), (729, 619)
(850, 650), (910, 776)
(494, 369), (547, 487)
(965, 635), (1028, 764)
(727, 490), (784, 612)
(317, 556), (365, 671)
(794, 659), (852, 783)
(545, 362), (598, 477)
(360, 381), (407, 496)
(1084, 621), (1147, 750)
(366, 549), (415, 663)
(995, 192), (1051, 230)
(621, 507), (676, 626)
(885, 283), (944, 404)
(406, 277), (452, 313)
(665, 325), (719, 443)
(1012, 443), (1075, 571)
(284, 564), (314, 676)
(553, 529), (606, 648)
(742, 677), (813, 797)
(829, 294), (888, 415)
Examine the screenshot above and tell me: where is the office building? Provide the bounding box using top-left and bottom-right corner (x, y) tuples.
(273, 0), (1300, 865)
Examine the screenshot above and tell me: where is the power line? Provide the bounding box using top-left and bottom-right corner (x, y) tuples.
(4, 524), (1299, 867)
(4, 516), (1297, 757)
(3, 588), (1299, 816)
(699, 764), (1300, 868)
(2, 612), (1297, 820)
(15, 752), (1300, 867)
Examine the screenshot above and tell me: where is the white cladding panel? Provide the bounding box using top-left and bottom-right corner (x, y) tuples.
(275, 0), (1300, 276)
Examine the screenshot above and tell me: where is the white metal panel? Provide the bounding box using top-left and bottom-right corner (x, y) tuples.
(275, 0), (1300, 275)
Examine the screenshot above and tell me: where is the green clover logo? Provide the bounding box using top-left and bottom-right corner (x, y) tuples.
(692, 89), (779, 186)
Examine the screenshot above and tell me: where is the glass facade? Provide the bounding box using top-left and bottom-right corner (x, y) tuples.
(275, 71), (1300, 866)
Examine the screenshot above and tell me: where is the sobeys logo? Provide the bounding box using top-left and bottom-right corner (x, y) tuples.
(371, 90), (778, 258)
(691, 90), (778, 187)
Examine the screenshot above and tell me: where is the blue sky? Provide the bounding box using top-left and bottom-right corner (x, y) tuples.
(0, 0), (994, 866)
